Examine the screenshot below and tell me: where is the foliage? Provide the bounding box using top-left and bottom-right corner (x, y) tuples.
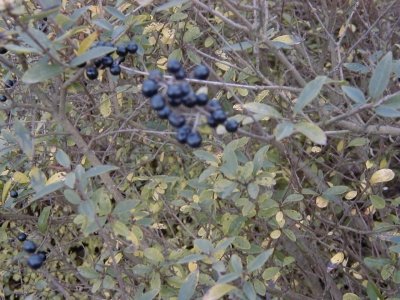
(0, 0), (400, 299)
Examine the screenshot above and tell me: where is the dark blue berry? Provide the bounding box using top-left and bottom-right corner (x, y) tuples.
(0, 47), (8, 54)
(168, 97), (181, 107)
(167, 84), (183, 99)
(86, 67), (98, 80)
(157, 106), (171, 119)
(104, 41), (114, 48)
(176, 126), (192, 143)
(37, 251), (47, 261)
(225, 119), (239, 132)
(4, 79), (14, 88)
(109, 63), (121, 76)
(0, 95), (7, 102)
(116, 45), (127, 57)
(10, 190), (18, 198)
(101, 56), (113, 67)
(23, 240), (37, 253)
(126, 42), (138, 54)
(94, 58), (102, 68)
(207, 99), (222, 111)
(175, 68), (186, 80)
(180, 83), (191, 96)
(196, 93), (209, 106)
(182, 93), (197, 108)
(186, 131), (202, 148)
(193, 65), (210, 80)
(212, 109), (227, 124)
(168, 113), (186, 128)
(17, 232), (27, 242)
(207, 116), (218, 128)
(27, 254), (45, 270)
(142, 80), (158, 97)
(150, 94), (165, 111)
(167, 59), (182, 74)
(148, 70), (163, 82)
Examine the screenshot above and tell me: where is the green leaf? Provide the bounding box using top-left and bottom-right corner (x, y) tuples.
(194, 239), (214, 254)
(178, 270), (199, 300)
(243, 282), (257, 300)
(342, 86), (366, 104)
(222, 41), (254, 52)
(343, 63), (369, 74)
(233, 236), (251, 250)
(32, 181), (64, 201)
(230, 254), (243, 273)
(247, 249), (274, 272)
(177, 254), (207, 264)
(243, 102), (282, 119)
(370, 195), (386, 209)
(375, 106), (400, 118)
(348, 137), (369, 147)
(283, 228), (296, 241)
(136, 290), (159, 300)
(38, 206), (51, 234)
(294, 76), (327, 113)
(55, 149), (71, 169)
(274, 121), (294, 140)
(248, 182), (259, 199)
(22, 62), (63, 84)
(78, 266), (100, 279)
(324, 186), (349, 195)
(153, 0), (190, 12)
(295, 122), (327, 145)
(144, 247), (164, 263)
(70, 46), (116, 67)
(343, 293), (361, 300)
(14, 121), (34, 159)
(217, 273), (241, 284)
(283, 209), (302, 221)
(262, 267), (280, 281)
(193, 150), (219, 165)
(283, 194), (304, 204)
(64, 189), (81, 205)
(368, 52), (392, 99)
(366, 281), (382, 300)
(104, 6), (125, 21)
(85, 165), (119, 178)
(203, 284), (236, 300)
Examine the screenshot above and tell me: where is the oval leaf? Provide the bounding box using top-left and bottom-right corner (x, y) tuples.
(342, 86), (366, 104)
(294, 76), (327, 113)
(22, 62), (63, 84)
(370, 169), (395, 185)
(203, 284), (236, 300)
(368, 52), (392, 99)
(295, 122), (327, 145)
(247, 249), (274, 272)
(178, 270), (199, 300)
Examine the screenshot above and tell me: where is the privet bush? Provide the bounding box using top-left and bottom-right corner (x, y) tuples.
(0, 0), (399, 299)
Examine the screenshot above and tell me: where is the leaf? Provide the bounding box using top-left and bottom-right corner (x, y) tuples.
(55, 149), (71, 169)
(14, 121), (34, 159)
(22, 61), (63, 84)
(32, 181), (64, 201)
(243, 281), (257, 300)
(368, 52), (392, 99)
(283, 209), (302, 221)
(194, 239), (214, 254)
(153, 0), (190, 12)
(272, 34), (302, 49)
(243, 102), (282, 118)
(13, 171), (30, 184)
(178, 270), (199, 300)
(247, 249), (274, 272)
(295, 122), (327, 145)
(343, 293), (361, 300)
(262, 267), (280, 281)
(274, 122), (294, 140)
(177, 254), (207, 264)
(203, 284), (236, 300)
(324, 186), (349, 195)
(64, 189), (81, 205)
(38, 206), (51, 233)
(144, 247), (164, 263)
(370, 195), (386, 209)
(77, 32), (98, 55)
(78, 266), (99, 279)
(85, 165), (119, 178)
(348, 137), (369, 147)
(230, 255), (243, 273)
(70, 46), (116, 67)
(193, 150), (219, 165)
(294, 76), (327, 113)
(217, 273), (241, 284)
(342, 86), (366, 104)
(370, 169), (395, 185)
(100, 94), (112, 117)
(104, 6), (126, 21)
(375, 106), (400, 118)
(221, 41), (254, 52)
(343, 63), (369, 74)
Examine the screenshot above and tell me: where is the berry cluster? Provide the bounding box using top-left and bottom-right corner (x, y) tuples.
(17, 233), (47, 270)
(85, 40), (138, 80)
(142, 60), (239, 148)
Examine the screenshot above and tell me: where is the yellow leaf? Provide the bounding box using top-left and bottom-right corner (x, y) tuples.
(136, 0), (153, 5)
(343, 293), (360, 300)
(2, 179), (12, 203)
(47, 172), (66, 184)
(316, 196), (329, 208)
(236, 88), (248, 97)
(365, 160), (374, 169)
(13, 171), (30, 183)
(330, 252), (344, 264)
(270, 229), (281, 239)
(370, 169), (395, 185)
(188, 262), (198, 272)
(203, 284), (236, 300)
(337, 140), (345, 152)
(77, 32), (98, 55)
(345, 190), (357, 200)
(100, 94), (112, 117)
(272, 34), (302, 46)
(275, 211), (284, 223)
(215, 62), (230, 71)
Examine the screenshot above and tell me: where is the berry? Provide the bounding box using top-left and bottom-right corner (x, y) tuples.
(186, 131), (202, 148)
(212, 109), (227, 124)
(27, 254), (45, 270)
(176, 126), (191, 143)
(77, 62), (87, 68)
(180, 83), (191, 97)
(148, 70), (163, 82)
(175, 68), (186, 80)
(207, 99), (222, 111)
(193, 65), (210, 80)
(94, 58), (102, 68)
(167, 59), (182, 74)
(168, 113), (186, 128)
(4, 79), (14, 88)
(157, 106), (171, 119)
(150, 94), (165, 111)
(17, 232), (27, 242)
(116, 45), (127, 57)
(0, 95), (7, 102)
(225, 119), (239, 132)
(0, 47), (8, 54)
(37, 251), (47, 261)
(126, 42), (138, 54)
(182, 93), (197, 108)
(10, 190), (18, 198)
(104, 41), (114, 48)
(196, 93), (209, 106)
(23, 240), (37, 253)
(142, 80), (158, 97)
(168, 97), (181, 107)
(167, 84), (183, 99)
(101, 56), (113, 67)
(85, 67), (98, 80)
(207, 115), (218, 128)
(109, 63), (121, 76)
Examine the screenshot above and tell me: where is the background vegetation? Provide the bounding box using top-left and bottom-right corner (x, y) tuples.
(0, 0), (400, 299)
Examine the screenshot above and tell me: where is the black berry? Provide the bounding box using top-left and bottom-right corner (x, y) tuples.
(207, 115), (218, 128)
(212, 109), (227, 124)
(167, 59), (182, 74)
(109, 63), (121, 76)
(23, 240), (37, 253)
(94, 58), (102, 68)
(148, 70), (163, 82)
(225, 119), (239, 132)
(157, 106), (171, 119)
(126, 42), (138, 54)
(150, 94), (166, 111)
(116, 45), (127, 57)
(180, 83), (191, 97)
(186, 131), (202, 148)
(176, 126), (191, 143)
(0, 47), (8, 54)
(142, 80), (158, 97)
(10, 190), (18, 198)
(196, 93), (209, 106)
(175, 68), (186, 80)
(0, 95), (7, 102)
(86, 67), (98, 80)
(27, 254), (45, 270)
(4, 79), (14, 88)
(207, 99), (222, 111)
(37, 251), (47, 261)
(17, 232), (27, 242)
(101, 56), (113, 67)
(182, 93), (197, 108)
(168, 97), (181, 107)
(168, 113), (186, 128)
(167, 84), (183, 99)
(193, 65), (210, 80)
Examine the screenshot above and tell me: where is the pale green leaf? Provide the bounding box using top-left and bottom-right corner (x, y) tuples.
(295, 122), (327, 145)
(294, 76), (327, 113)
(368, 52), (392, 99)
